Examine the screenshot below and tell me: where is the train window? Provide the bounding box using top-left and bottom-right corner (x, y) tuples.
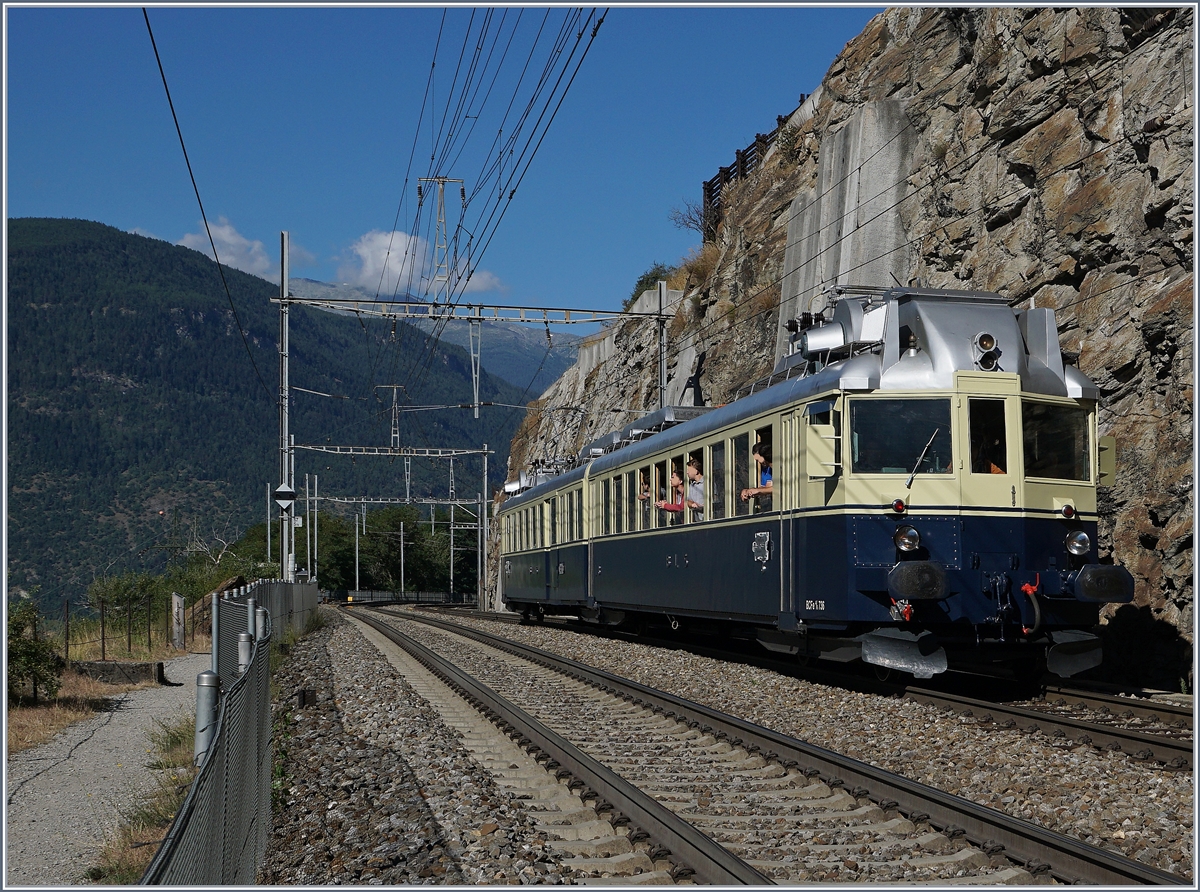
(733, 434), (751, 516)
(1023, 402), (1090, 481)
(850, 399), (953, 475)
(669, 456), (686, 525)
(549, 498), (558, 545)
(970, 399), (1008, 474)
(753, 427), (773, 513)
(625, 471), (638, 531)
(613, 475), (624, 534)
(653, 460), (668, 527)
(686, 450), (705, 522)
(638, 466), (652, 530)
(602, 479), (612, 536)
(709, 442), (726, 520)
(575, 488), (583, 540)
(536, 503), (544, 549)
(566, 491), (575, 541)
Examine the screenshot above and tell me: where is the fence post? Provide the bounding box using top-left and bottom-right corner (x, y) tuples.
(211, 589), (219, 676)
(172, 593), (186, 650)
(31, 612), (39, 704)
(255, 607), (268, 642)
(193, 670), (219, 766)
(246, 598), (257, 637)
(100, 600), (106, 661)
(237, 633), (252, 676)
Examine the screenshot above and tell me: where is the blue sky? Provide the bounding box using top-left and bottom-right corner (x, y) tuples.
(6, 5), (883, 314)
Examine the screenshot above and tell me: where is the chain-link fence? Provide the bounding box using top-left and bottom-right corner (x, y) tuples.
(329, 589), (468, 605)
(140, 580), (313, 885)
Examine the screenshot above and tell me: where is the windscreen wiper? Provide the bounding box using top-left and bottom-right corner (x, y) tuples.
(905, 427), (940, 489)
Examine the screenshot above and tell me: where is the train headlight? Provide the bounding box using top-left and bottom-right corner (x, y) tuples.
(894, 525), (921, 552)
(1065, 530), (1091, 556)
(974, 331), (996, 352)
(973, 331), (1000, 370)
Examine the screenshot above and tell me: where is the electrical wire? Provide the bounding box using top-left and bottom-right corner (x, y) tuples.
(142, 8), (273, 404)
(523, 12), (1190, 436)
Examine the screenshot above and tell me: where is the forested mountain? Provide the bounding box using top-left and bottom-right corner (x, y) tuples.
(7, 218), (531, 611)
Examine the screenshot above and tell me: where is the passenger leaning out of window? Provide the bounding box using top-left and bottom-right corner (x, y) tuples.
(741, 443), (773, 507)
(657, 467), (686, 524)
(684, 459), (704, 522)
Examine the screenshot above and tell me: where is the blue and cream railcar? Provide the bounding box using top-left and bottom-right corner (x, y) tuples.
(499, 286), (1134, 678)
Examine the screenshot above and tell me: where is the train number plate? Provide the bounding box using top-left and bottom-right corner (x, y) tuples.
(805, 600), (826, 611)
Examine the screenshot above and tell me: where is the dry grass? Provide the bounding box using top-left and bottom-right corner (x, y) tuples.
(667, 306), (690, 339)
(680, 243), (721, 288)
(64, 619), (211, 664)
(6, 670), (161, 754)
(711, 299), (737, 328)
(86, 716), (197, 884)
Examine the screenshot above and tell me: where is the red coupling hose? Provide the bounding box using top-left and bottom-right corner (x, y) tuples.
(1020, 573), (1042, 636)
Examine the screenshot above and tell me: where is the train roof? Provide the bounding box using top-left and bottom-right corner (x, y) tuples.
(500, 287), (1099, 511)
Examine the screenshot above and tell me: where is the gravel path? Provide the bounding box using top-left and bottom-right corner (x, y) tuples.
(4, 651), (212, 886)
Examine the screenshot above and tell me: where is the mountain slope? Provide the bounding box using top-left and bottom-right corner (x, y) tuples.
(287, 277), (580, 397)
(7, 218), (530, 608)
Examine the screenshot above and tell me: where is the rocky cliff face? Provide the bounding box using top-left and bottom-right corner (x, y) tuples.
(499, 8), (1193, 675)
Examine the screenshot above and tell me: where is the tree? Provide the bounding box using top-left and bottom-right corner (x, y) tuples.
(668, 197), (715, 237)
(625, 262), (677, 311)
(7, 599), (62, 701)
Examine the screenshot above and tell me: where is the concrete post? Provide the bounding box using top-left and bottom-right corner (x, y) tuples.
(194, 670), (219, 766)
(237, 632), (253, 676)
(172, 593), (186, 650)
(246, 597), (257, 637)
(256, 607), (268, 642)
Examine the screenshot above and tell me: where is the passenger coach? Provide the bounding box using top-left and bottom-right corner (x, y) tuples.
(499, 286), (1133, 679)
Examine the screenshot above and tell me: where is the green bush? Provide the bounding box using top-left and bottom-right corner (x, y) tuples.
(624, 262), (677, 311)
(7, 600), (62, 701)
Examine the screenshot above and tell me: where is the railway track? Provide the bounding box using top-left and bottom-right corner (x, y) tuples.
(417, 606), (1194, 771)
(902, 687), (1192, 771)
(355, 605), (1184, 885)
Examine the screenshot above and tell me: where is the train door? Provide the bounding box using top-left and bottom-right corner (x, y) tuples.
(780, 411), (801, 621)
(961, 395), (1021, 512)
(548, 496), (560, 600)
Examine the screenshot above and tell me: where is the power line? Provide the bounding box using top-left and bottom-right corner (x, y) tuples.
(522, 14), (1190, 436)
(142, 8), (273, 405)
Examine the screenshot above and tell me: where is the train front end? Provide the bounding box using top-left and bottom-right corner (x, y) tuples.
(792, 288), (1134, 679)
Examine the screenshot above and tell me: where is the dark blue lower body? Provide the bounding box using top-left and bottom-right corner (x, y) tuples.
(500, 511), (1131, 671)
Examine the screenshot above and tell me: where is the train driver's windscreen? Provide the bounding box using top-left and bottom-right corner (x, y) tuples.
(1022, 402), (1091, 481)
(850, 398), (953, 475)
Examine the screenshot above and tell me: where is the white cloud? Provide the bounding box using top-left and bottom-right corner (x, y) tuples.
(178, 218), (278, 282)
(337, 230), (425, 297)
(460, 266), (503, 294)
(338, 229), (504, 299)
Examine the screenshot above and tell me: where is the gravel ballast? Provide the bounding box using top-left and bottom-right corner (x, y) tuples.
(259, 609), (580, 885)
(443, 612), (1194, 880)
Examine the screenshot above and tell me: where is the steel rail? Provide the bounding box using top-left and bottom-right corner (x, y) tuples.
(350, 608), (772, 885)
(1040, 685), (1194, 730)
(901, 687), (1193, 770)
(393, 609), (1188, 886)
(417, 608), (1193, 767)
